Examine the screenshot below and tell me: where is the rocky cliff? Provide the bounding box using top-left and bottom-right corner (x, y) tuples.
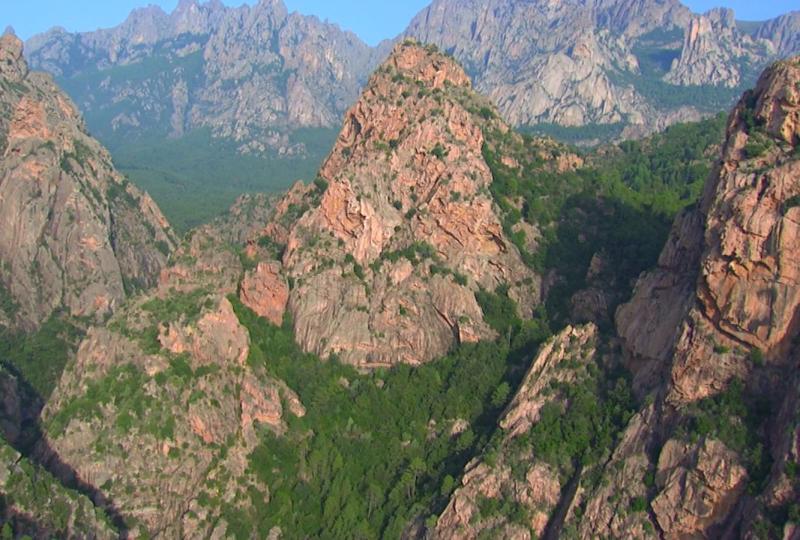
(37, 208), (305, 537)
(25, 0), (377, 155)
(402, 0), (798, 139)
(250, 41), (539, 368)
(430, 55), (800, 540)
(0, 35), (176, 331)
(583, 55), (800, 538)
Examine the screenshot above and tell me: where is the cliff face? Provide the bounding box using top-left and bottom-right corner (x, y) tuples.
(0, 35), (176, 331)
(252, 42), (539, 368)
(431, 55), (800, 540)
(588, 55), (800, 538)
(618, 55), (800, 404)
(38, 210), (305, 537)
(24, 0), (377, 155)
(402, 0), (798, 139)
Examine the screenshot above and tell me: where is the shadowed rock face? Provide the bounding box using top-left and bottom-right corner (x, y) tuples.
(618, 55), (800, 405)
(253, 42), (539, 368)
(0, 35), (177, 331)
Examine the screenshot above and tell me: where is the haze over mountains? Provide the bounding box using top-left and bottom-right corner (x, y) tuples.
(20, 0), (800, 228)
(1, 0), (800, 538)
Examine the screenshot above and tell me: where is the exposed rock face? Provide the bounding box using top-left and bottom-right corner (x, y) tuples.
(570, 56), (800, 540)
(434, 325), (598, 539)
(25, 0), (377, 155)
(402, 0), (798, 138)
(666, 9), (751, 88)
(652, 438), (748, 536)
(258, 42), (539, 368)
(38, 212), (305, 537)
(753, 11), (800, 58)
(0, 439), (117, 539)
(0, 35), (176, 330)
(618, 55), (800, 404)
(239, 262), (289, 326)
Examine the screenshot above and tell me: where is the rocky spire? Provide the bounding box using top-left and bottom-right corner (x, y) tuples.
(250, 41), (539, 368)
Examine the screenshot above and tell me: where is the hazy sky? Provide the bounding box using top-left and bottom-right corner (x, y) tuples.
(2, 0), (798, 45)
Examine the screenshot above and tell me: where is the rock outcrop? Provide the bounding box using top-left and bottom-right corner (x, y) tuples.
(433, 325), (599, 539)
(38, 211), (305, 537)
(402, 0), (798, 139)
(0, 35), (176, 330)
(255, 42), (539, 368)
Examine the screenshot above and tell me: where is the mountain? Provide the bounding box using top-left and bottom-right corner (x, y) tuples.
(249, 41), (542, 368)
(433, 54), (800, 539)
(0, 34), (176, 332)
(24, 0), (379, 230)
(402, 0), (799, 141)
(23, 0), (800, 230)
(6, 16), (800, 538)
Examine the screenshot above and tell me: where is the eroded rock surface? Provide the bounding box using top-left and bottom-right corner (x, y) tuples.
(0, 35), (176, 330)
(256, 42), (538, 368)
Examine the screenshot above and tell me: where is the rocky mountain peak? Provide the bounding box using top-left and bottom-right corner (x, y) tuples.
(742, 56), (800, 147)
(247, 41), (538, 368)
(0, 38), (177, 329)
(386, 40), (472, 90)
(0, 34), (27, 82)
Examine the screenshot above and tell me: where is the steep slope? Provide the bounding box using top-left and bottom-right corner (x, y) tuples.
(251, 41), (539, 368)
(25, 0), (375, 154)
(431, 55), (800, 540)
(0, 35), (176, 331)
(0, 437), (117, 539)
(582, 56), (800, 538)
(37, 208), (306, 537)
(402, 0), (797, 140)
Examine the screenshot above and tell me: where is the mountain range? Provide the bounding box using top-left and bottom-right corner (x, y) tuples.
(20, 0), (800, 228)
(1, 1), (800, 538)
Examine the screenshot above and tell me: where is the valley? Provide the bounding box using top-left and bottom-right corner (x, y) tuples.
(0, 0), (799, 538)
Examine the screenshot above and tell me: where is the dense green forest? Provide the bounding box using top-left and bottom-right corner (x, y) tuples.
(486, 112), (727, 324)
(110, 127), (337, 233)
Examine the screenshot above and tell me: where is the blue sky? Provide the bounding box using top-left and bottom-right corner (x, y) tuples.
(2, 0), (797, 45)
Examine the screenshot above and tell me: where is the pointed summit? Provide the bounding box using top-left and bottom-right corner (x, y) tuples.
(251, 41), (539, 368)
(0, 33), (27, 82)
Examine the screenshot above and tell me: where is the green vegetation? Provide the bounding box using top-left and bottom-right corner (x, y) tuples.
(680, 380), (773, 492)
(105, 127), (337, 233)
(0, 440), (116, 537)
(230, 296), (551, 538)
(0, 316), (83, 400)
(484, 112), (727, 323)
(47, 362), (175, 441)
(0, 281), (19, 319)
(514, 367), (635, 478)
